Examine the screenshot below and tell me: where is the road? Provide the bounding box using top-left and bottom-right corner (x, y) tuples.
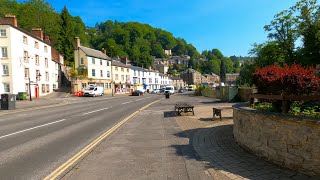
(0, 94), (163, 179)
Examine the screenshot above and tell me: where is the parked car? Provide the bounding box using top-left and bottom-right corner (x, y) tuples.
(150, 89), (160, 94)
(83, 85), (104, 97)
(178, 88), (184, 93)
(159, 88), (165, 93)
(132, 90), (144, 96)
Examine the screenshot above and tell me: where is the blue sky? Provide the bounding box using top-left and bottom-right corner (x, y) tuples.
(37, 0), (299, 57)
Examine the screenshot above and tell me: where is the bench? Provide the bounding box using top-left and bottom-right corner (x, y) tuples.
(212, 108), (222, 120)
(175, 103), (194, 116)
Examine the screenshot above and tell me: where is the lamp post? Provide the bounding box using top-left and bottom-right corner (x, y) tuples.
(110, 46), (114, 96)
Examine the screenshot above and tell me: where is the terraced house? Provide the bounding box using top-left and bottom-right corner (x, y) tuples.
(73, 37), (112, 95)
(112, 59), (131, 93)
(0, 15), (55, 97)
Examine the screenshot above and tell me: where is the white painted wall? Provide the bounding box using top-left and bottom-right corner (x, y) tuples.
(0, 25), (53, 97)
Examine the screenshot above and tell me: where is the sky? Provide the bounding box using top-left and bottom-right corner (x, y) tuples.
(34, 0), (299, 57)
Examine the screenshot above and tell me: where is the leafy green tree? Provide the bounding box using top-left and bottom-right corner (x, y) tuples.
(291, 0), (320, 66)
(151, 42), (165, 58)
(57, 6), (75, 64)
(73, 16), (89, 46)
(220, 59), (226, 83)
(264, 10), (298, 64)
(237, 61), (256, 86)
(188, 58), (195, 68)
(250, 42), (286, 67)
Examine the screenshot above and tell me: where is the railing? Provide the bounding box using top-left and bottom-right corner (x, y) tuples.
(249, 94), (320, 113)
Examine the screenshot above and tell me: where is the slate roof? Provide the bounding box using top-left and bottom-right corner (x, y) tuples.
(79, 46), (110, 60)
(112, 60), (130, 68)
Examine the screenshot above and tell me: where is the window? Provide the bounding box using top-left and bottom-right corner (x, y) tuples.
(53, 84), (57, 89)
(107, 71), (110, 78)
(115, 74), (119, 80)
(105, 83), (108, 89)
(45, 58), (48, 68)
(44, 46), (47, 52)
(115, 67), (118, 71)
(121, 75), (124, 81)
(149, 78), (152, 83)
(3, 83), (10, 92)
(2, 64), (9, 75)
(35, 55), (39, 65)
(46, 72), (49, 81)
(46, 84), (49, 93)
(121, 68), (124, 72)
(100, 60), (102, 65)
(127, 68), (129, 73)
(134, 70), (137, 76)
(0, 29), (6, 37)
(107, 61), (109, 66)
(1, 47), (8, 58)
(25, 83), (29, 95)
(23, 51), (28, 63)
(100, 70), (103, 77)
(42, 84), (45, 93)
(92, 69), (96, 77)
(36, 70), (41, 81)
(35, 41), (39, 48)
(24, 68), (29, 78)
(80, 58), (84, 65)
(23, 36), (28, 44)
(92, 57), (95, 64)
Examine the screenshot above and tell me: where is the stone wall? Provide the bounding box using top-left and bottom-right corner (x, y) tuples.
(233, 103), (320, 176)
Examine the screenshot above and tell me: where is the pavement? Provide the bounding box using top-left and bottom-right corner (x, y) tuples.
(62, 93), (319, 180)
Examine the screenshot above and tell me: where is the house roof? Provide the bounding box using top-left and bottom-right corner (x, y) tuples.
(169, 76), (182, 80)
(112, 60), (129, 68)
(79, 46), (110, 60)
(130, 65), (145, 72)
(1, 24), (51, 46)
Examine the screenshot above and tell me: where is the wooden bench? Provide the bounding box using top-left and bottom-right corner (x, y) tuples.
(212, 108), (222, 120)
(175, 103), (194, 116)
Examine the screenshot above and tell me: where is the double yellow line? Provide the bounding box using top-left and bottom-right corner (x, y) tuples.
(44, 98), (162, 180)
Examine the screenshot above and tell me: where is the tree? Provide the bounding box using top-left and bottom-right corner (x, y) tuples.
(237, 62), (256, 86)
(220, 59), (226, 83)
(57, 6), (75, 64)
(151, 42), (165, 58)
(250, 42), (286, 67)
(188, 58), (195, 68)
(291, 0), (320, 66)
(264, 10), (298, 64)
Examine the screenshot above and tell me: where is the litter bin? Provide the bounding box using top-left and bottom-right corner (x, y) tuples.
(165, 92), (170, 99)
(1, 94), (16, 110)
(17, 92), (27, 100)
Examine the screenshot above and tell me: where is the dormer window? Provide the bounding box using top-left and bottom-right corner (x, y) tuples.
(23, 36), (28, 44)
(35, 41), (39, 48)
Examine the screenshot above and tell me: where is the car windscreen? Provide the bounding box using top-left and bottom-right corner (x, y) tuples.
(165, 87), (172, 90)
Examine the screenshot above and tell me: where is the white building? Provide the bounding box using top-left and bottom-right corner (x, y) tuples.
(74, 37), (112, 94)
(0, 15), (54, 97)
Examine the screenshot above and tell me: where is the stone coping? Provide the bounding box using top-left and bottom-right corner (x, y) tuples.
(232, 102), (320, 124)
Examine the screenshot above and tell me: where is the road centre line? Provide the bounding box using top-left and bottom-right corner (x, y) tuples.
(0, 119), (67, 140)
(82, 107), (111, 115)
(122, 101), (133, 105)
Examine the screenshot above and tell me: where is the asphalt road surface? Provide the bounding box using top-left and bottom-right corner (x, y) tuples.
(0, 94), (162, 179)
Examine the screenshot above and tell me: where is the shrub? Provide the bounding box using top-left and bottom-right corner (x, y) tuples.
(253, 64), (320, 95)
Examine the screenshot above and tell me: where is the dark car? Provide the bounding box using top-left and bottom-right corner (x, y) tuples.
(178, 88), (184, 93)
(132, 90), (143, 96)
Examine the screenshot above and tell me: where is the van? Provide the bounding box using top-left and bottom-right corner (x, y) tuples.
(164, 85), (175, 94)
(84, 85), (104, 97)
(187, 85), (194, 91)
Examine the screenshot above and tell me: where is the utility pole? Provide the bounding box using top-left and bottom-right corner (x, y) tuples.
(110, 47), (114, 96)
(28, 78), (32, 101)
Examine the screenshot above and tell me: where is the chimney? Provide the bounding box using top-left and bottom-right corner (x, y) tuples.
(1, 14), (18, 27)
(120, 57), (129, 65)
(31, 28), (43, 40)
(74, 37), (80, 50)
(44, 35), (50, 44)
(101, 48), (106, 54)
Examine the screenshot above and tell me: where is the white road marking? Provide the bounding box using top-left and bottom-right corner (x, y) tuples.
(122, 101), (133, 105)
(135, 98), (145, 102)
(82, 107), (110, 115)
(0, 119), (67, 139)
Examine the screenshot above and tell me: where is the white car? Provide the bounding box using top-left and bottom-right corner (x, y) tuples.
(151, 89), (160, 94)
(164, 86), (175, 94)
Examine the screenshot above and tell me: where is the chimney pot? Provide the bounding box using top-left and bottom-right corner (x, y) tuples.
(101, 48), (106, 54)
(1, 14), (18, 27)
